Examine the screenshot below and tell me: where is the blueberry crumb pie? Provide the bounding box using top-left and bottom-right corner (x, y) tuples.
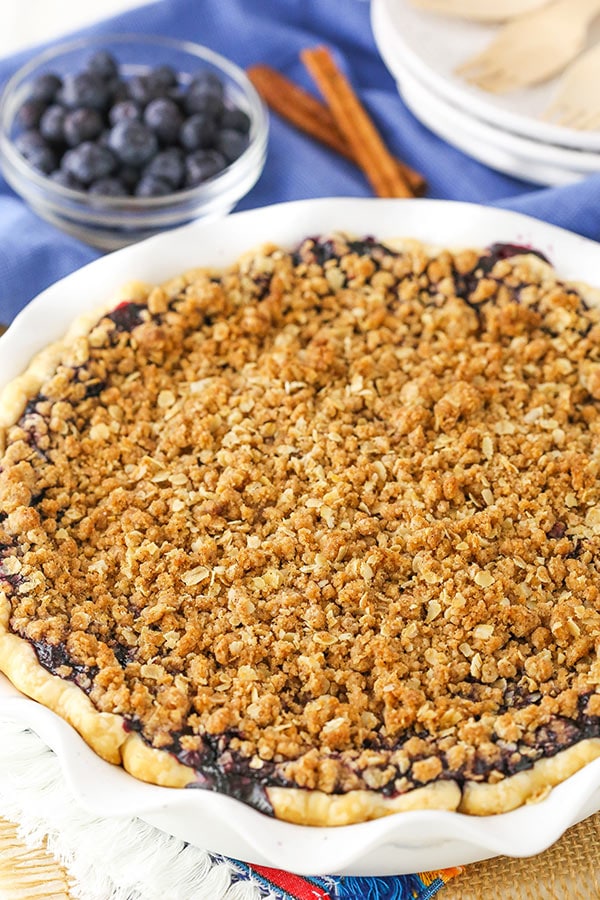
(1, 233), (600, 825)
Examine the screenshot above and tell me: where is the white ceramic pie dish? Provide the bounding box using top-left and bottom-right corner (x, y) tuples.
(2, 197), (600, 876)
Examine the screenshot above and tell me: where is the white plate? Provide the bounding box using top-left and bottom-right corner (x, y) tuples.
(2, 198), (600, 876)
(373, 2), (600, 184)
(371, 0), (600, 152)
(394, 60), (600, 185)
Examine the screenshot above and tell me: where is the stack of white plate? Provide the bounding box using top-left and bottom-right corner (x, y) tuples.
(371, 0), (600, 185)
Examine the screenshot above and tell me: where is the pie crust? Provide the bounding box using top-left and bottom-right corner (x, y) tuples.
(1, 234), (600, 826)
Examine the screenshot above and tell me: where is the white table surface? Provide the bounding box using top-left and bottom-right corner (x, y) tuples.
(0, 0), (148, 58)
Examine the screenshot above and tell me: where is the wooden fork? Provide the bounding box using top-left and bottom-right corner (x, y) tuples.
(410, 0), (550, 23)
(456, 0), (600, 93)
(543, 42), (600, 128)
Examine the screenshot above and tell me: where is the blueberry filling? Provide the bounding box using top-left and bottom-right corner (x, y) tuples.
(480, 242), (550, 273)
(0, 570), (24, 590)
(292, 235), (388, 268)
(176, 737), (278, 815)
(107, 300), (147, 332)
(454, 242), (550, 305)
(31, 640), (99, 692)
(83, 379), (106, 399)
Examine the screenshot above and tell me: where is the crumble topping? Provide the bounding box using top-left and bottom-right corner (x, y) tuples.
(1, 234), (600, 809)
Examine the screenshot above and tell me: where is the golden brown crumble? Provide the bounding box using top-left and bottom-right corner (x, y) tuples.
(1, 234), (600, 806)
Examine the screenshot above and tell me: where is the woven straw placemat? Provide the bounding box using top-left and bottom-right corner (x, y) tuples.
(1, 812), (599, 900)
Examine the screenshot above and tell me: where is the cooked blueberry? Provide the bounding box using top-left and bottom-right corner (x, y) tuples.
(135, 174), (173, 197)
(180, 113), (216, 151)
(220, 107), (251, 134)
(39, 104), (67, 143)
(183, 83), (224, 118)
(49, 169), (83, 190)
(25, 72), (62, 103)
(14, 129), (47, 158)
(16, 99), (47, 130)
(64, 108), (104, 146)
(144, 98), (183, 144)
(62, 141), (116, 184)
(86, 50), (119, 81)
(88, 176), (128, 196)
(58, 72), (109, 110)
(108, 120), (158, 166)
(143, 147), (184, 188)
(109, 100), (141, 126)
(185, 149), (227, 186)
(216, 128), (248, 163)
(148, 65), (178, 90)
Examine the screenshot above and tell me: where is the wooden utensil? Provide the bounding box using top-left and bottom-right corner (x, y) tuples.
(543, 42), (600, 129)
(456, 0), (600, 93)
(409, 0), (550, 23)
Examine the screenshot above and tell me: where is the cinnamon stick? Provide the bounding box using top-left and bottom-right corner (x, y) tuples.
(247, 64), (426, 197)
(300, 46), (413, 199)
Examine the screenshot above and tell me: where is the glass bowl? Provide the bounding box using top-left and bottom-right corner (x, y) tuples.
(0, 34), (268, 251)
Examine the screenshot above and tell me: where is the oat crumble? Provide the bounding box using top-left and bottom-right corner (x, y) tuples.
(1, 233), (600, 816)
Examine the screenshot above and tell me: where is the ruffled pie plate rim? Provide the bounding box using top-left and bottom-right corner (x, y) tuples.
(2, 197), (600, 875)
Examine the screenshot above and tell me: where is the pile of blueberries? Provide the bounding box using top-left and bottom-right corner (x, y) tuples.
(13, 50), (251, 198)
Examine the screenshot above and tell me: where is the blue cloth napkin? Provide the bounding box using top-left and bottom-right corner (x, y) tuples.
(0, 0), (599, 325)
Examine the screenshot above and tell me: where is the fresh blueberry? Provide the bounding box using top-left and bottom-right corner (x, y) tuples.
(183, 83), (224, 118)
(167, 85), (187, 107)
(185, 148), (227, 186)
(180, 113), (216, 151)
(127, 74), (165, 106)
(49, 169), (83, 190)
(135, 174), (173, 197)
(144, 98), (183, 144)
(62, 141), (116, 184)
(220, 107), (251, 134)
(39, 104), (67, 143)
(108, 120), (158, 166)
(25, 73), (62, 103)
(14, 129), (47, 157)
(109, 100), (141, 126)
(86, 50), (119, 81)
(16, 99), (47, 130)
(110, 79), (131, 104)
(88, 176), (128, 196)
(119, 165), (140, 191)
(58, 72), (109, 110)
(215, 128), (248, 163)
(189, 70), (224, 98)
(143, 147), (184, 188)
(64, 108), (104, 146)
(24, 143), (57, 174)
(147, 65), (178, 91)
(97, 129), (112, 148)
